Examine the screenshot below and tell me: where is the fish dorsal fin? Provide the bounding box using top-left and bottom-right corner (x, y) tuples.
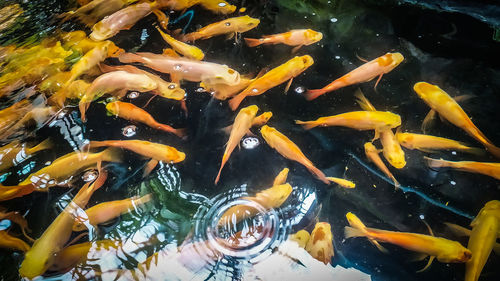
(416, 256), (435, 273)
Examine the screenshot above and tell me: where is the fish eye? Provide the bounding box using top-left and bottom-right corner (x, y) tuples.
(227, 69), (235, 74)
(168, 84), (176, 89)
(225, 22), (231, 26)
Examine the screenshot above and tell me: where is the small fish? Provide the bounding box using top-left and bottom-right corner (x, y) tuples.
(425, 157), (500, 181)
(413, 82), (500, 158)
(0, 230), (30, 252)
(289, 229), (310, 248)
(73, 194), (152, 231)
(19, 169), (107, 279)
(273, 167), (289, 186)
(326, 177), (355, 188)
(260, 125), (329, 184)
(305, 52), (404, 100)
(346, 212), (387, 253)
(245, 29), (323, 51)
(465, 200), (500, 281)
(229, 55), (314, 111)
(364, 142), (399, 188)
(0, 139), (52, 172)
(344, 214), (472, 269)
(296, 111), (401, 140)
(106, 101), (186, 138)
(182, 15), (260, 41)
(156, 26), (204, 60)
(396, 131), (483, 155)
(215, 105), (259, 184)
(305, 222), (334, 264)
(79, 71), (157, 121)
(196, 0), (236, 14)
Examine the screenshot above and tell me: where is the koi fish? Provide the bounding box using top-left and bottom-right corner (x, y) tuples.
(118, 52), (241, 86)
(344, 214), (472, 269)
(346, 212), (387, 253)
(364, 142), (399, 188)
(260, 125), (329, 184)
(156, 26), (204, 60)
(465, 200), (500, 281)
(305, 52), (404, 100)
(413, 82), (500, 158)
(0, 184), (36, 201)
(229, 55), (314, 110)
(0, 139), (52, 172)
(355, 90), (406, 168)
(79, 71), (157, 121)
(90, 2), (154, 41)
(245, 29), (323, 51)
(396, 131), (483, 155)
(218, 183), (292, 226)
(73, 194), (152, 231)
(61, 0), (136, 27)
(48, 80), (91, 107)
(215, 105), (259, 184)
(1, 105), (57, 141)
(182, 15), (260, 42)
(425, 157), (500, 181)
(99, 64), (185, 100)
(305, 222), (334, 264)
(106, 101), (186, 138)
(273, 167), (289, 186)
(18, 148), (121, 189)
(50, 240), (119, 272)
(421, 94), (475, 134)
(0, 231), (30, 252)
(326, 177), (355, 188)
(296, 111), (401, 140)
(156, 0), (236, 14)
(289, 229), (310, 248)
(19, 169), (108, 279)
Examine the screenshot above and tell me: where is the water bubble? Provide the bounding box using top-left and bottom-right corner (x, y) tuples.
(82, 170), (98, 182)
(242, 137), (259, 149)
(335, 55), (341, 59)
(450, 180), (456, 185)
(330, 17), (338, 23)
(294, 86), (305, 94)
(127, 91), (140, 99)
(419, 214), (425, 220)
(122, 125), (137, 137)
(451, 151), (457, 155)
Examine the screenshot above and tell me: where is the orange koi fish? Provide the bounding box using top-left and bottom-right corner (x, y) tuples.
(414, 82), (500, 158)
(296, 111), (401, 140)
(156, 0), (236, 14)
(289, 229), (310, 248)
(118, 52), (241, 85)
(229, 55), (314, 111)
(156, 26), (204, 61)
(183, 15), (260, 41)
(327, 177), (355, 188)
(396, 131), (483, 155)
(305, 52), (404, 100)
(50, 240), (119, 272)
(305, 222), (334, 264)
(344, 213), (472, 270)
(62, 0), (136, 26)
(273, 167), (289, 186)
(364, 142), (399, 188)
(0, 231), (30, 252)
(245, 29), (323, 51)
(106, 101), (186, 137)
(425, 157), (500, 181)
(0, 184), (36, 201)
(215, 105), (259, 184)
(73, 194), (152, 231)
(346, 212), (387, 253)
(465, 200), (500, 281)
(0, 139), (52, 172)
(260, 125), (329, 184)
(19, 170), (107, 279)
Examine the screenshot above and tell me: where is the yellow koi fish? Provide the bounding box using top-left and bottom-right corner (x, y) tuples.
(364, 142), (399, 188)
(156, 26), (204, 60)
(273, 167), (289, 186)
(215, 105), (259, 184)
(19, 170), (107, 279)
(183, 15), (260, 41)
(156, 0), (236, 14)
(289, 229), (310, 248)
(229, 55), (314, 111)
(327, 177), (355, 188)
(413, 82), (500, 158)
(106, 101), (186, 137)
(61, 0), (136, 27)
(48, 80), (91, 107)
(305, 52), (404, 100)
(425, 157), (500, 180)
(0, 184), (36, 201)
(346, 212), (387, 253)
(396, 131), (483, 155)
(73, 194), (152, 231)
(344, 213), (472, 269)
(0, 231), (30, 252)
(260, 125), (329, 184)
(245, 29), (323, 50)
(465, 200), (500, 281)
(305, 222), (334, 264)
(0, 139), (52, 172)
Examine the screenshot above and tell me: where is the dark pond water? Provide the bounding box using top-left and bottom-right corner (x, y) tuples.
(1, 0), (499, 280)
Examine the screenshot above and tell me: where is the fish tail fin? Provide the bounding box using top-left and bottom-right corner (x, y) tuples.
(421, 110), (437, 134)
(303, 89), (326, 101)
(215, 154), (228, 185)
(423, 156), (446, 169)
(28, 138), (53, 154)
(79, 101), (89, 122)
(306, 165), (329, 185)
(344, 226), (367, 239)
(484, 143), (500, 159)
(228, 93), (246, 111)
(100, 147), (123, 163)
(136, 193), (153, 205)
(118, 52), (145, 64)
(244, 38), (263, 47)
(173, 127), (188, 139)
(295, 120), (318, 130)
(354, 89), (376, 111)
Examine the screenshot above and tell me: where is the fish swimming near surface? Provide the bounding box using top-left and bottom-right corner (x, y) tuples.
(326, 177), (355, 188)
(182, 15), (260, 41)
(244, 29), (323, 52)
(0, 139), (52, 172)
(425, 157), (500, 181)
(156, 26), (205, 60)
(273, 167), (289, 186)
(289, 229), (310, 248)
(396, 131), (483, 155)
(305, 222), (334, 264)
(364, 142), (399, 188)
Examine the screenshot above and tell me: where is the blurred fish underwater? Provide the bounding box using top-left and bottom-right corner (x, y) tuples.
(0, 0), (499, 280)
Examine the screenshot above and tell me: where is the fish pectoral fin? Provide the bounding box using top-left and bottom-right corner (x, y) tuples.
(226, 32), (235, 40)
(372, 129), (381, 141)
(245, 129), (257, 137)
(416, 256), (435, 273)
(373, 74), (384, 92)
(409, 253), (428, 262)
(284, 77), (293, 94)
(143, 159), (159, 177)
(422, 220), (435, 236)
(355, 53), (369, 63)
(291, 45), (303, 54)
(421, 109), (437, 133)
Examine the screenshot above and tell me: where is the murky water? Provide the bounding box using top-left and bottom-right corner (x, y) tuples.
(1, 0), (499, 280)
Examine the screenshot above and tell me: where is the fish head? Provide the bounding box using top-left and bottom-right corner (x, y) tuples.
(389, 52), (404, 67)
(395, 132), (413, 148)
(385, 151), (406, 169)
(413, 82), (440, 101)
(289, 229), (311, 248)
(157, 82), (186, 100)
(89, 22), (114, 42)
(259, 112), (273, 123)
(299, 55), (315, 69)
(237, 16), (260, 31)
(260, 125), (274, 136)
(19, 243), (56, 279)
(105, 102), (120, 115)
(204, 67), (241, 86)
(437, 242), (472, 263)
(165, 147), (186, 163)
(346, 212), (364, 229)
(476, 200), (500, 219)
(259, 183), (292, 207)
(241, 104), (259, 116)
(363, 142), (377, 153)
(305, 29), (323, 43)
(305, 222), (334, 264)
